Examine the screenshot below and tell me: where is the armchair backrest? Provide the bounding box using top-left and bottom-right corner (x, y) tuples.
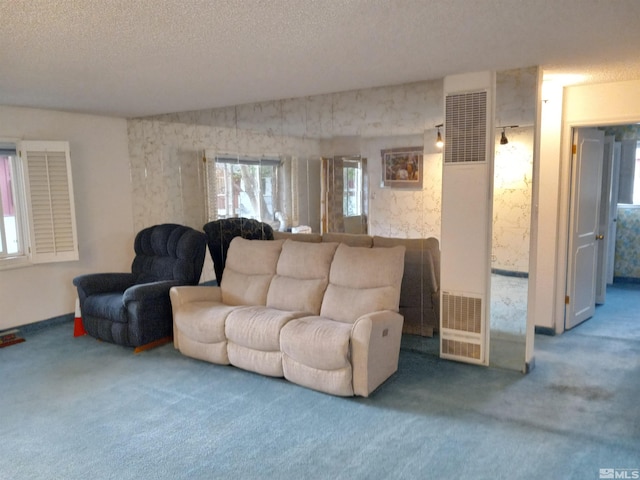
(132, 224), (207, 285)
(203, 217), (274, 284)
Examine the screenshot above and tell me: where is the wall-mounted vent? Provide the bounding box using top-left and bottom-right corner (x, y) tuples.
(444, 91), (487, 164)
(440, 291), (486, 364)
(441, 291), (483, 333)
(441, 339), (482, 360)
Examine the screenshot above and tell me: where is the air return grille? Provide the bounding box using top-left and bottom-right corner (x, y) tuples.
(440, 291), (486, 364)
(444, 91), (487, 164)
(441, 339), (482, 360)
(441, 291), (483, 333)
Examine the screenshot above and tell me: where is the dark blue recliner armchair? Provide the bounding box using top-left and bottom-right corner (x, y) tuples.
(73, 224), (206, 350)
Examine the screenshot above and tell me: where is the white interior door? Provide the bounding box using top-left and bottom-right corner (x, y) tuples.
(595, 136), (615, 304)
(606, 142), (621, 284)
(566, 128), (604, 330)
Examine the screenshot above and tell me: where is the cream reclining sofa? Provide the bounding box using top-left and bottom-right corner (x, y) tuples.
(170, 237), (405, 397)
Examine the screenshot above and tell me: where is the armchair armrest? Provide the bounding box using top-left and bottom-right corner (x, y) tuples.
(123, 280), (181, 304)
(351, 310), (404, 397)
(73, 273), (137, 297)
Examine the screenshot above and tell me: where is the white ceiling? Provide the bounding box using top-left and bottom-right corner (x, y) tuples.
(2, 0), (640, 118)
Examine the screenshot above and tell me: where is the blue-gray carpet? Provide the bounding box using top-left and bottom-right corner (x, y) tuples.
(1, 284), (639, 480)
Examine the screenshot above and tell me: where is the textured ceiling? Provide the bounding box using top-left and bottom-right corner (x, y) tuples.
(2, 0), (640, 118)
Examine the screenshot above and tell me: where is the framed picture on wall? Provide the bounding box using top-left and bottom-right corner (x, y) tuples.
(381, 146), (424, 189)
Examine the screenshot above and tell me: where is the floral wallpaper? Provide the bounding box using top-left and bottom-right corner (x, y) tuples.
(492, 127), (534, 273)
(615, 206), (640, 279)
(127, 68), (539, 288)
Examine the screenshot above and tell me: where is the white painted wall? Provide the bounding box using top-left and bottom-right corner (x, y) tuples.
(535, 79), (640, 332)
(0, 106), (134, 329)
(532, 80), (564, 330)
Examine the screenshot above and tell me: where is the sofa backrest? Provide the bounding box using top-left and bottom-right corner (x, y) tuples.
(204, 217), (274, 284)
(273, 231), (322, 243)
(320, 244), (405, 324)
(321, 232), (373, 247)
(372, 236), (440, 296)
(266, 240), (338, 315)
(221, 238), (284, 306)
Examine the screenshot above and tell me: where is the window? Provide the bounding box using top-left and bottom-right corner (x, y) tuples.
(0, 140), (78, 269)
(0, 146), (25, 259)
(207, 154), (282, 224)
(634, 142), (640, 204)
(343, 158), (363, 217)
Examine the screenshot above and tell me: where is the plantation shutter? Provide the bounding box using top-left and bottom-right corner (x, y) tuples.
(20, 141), (79, 263)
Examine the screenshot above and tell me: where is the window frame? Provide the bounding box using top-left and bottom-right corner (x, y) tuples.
(343, 158), (363, 217)
(0, 139), (79, 270)
(206, 153), (282, 223)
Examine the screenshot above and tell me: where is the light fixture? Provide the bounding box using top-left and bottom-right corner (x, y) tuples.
(435, 123), (444, 148)
(500, 128), (509, 145)
(497, 125), (518, 145)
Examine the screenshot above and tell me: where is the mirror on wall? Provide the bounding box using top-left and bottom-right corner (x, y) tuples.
(130, 67), (537, 373)
(320, 155), (368, 234)
(489, 126), (534, 372)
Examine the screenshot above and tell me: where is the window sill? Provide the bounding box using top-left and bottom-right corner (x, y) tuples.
(0, 256), (32, 271)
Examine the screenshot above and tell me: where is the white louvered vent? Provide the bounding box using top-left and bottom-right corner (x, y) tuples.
(444, 91), (487, 164)
(440, 291), (486, 364)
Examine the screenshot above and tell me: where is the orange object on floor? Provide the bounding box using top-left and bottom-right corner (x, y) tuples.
(74, 298), (86, 337)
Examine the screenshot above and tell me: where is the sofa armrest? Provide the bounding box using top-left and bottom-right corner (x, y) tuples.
(169, 285), (222, 307)
(169, 285), (222, 350)
(351, 310), (404, 397)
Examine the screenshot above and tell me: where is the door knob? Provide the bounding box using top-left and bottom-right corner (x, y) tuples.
(596, 234), (604, 240)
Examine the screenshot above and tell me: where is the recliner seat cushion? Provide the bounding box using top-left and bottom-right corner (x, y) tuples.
(226, 305), (307, 377)
(83, 293), (127, 323)
(280, 316), (352, 370)
(280, 316), (354, 396)
(174, 301), (237, 344)
(225, 306), (303, 352)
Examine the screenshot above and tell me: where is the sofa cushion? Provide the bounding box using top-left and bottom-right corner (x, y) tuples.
(280, 316), (352, 370)
(225, 305), (303, 352)
(221, 238), (284, 305)
(320, 244), (405, 324)
(83, 293), (127, 323)
(173, 301), (237, 344)
(266, 240), (338, 314)
(281, 316), (354, 396)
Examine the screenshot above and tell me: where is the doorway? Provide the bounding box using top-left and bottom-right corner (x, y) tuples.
(564, 124), (640, 331)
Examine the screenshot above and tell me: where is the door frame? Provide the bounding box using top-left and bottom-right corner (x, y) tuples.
(564, 127), (604, 329)
(554, 118), (639, 334)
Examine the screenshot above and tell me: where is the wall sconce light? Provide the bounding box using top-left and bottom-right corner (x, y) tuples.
(497, 125), (518, 145)
(435, 124), (444, 148)
(500, 128), (509, 145)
